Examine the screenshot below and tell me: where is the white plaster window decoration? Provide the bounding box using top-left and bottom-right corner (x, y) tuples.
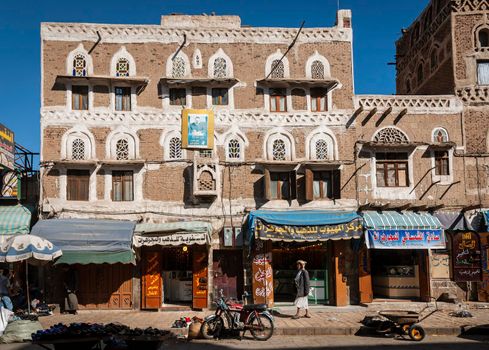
(116, 139), (130, 160)
(193, 49), (202, 69)
(272, 139), (287, 160)
(172, 57), (186, 78)
(213, 57), (227, 78)
(307, 131), (336, 160)
(311, 60), (325, 79)
(71, 138), (86, 160)
(72, 54), (87, 77)
(270, 60), (285, 79)
(432, 128), (449, 143)
(168, 136), (183, 160)
(373, 127), (409, 144)
(116, 58), (130, 77)
(227, 139), (241, 160)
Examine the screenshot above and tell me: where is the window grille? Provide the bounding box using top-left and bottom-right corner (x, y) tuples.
(270, 60), (284, 79)
(168, 137), (183, 159)
(373, 128), (409, 144)
(71, 138), (86, 160)
(116, 139), (129, 160)
(73, 54), (87, 77)
(116, 58), (130, 77)
(213, 57), (227, 78)
(311, 60), (325, 79)
(272, 139), (287, 160)
(172, 57), (186, 78)
(315, 139), (329, 160)
(227, 139), (241, 160)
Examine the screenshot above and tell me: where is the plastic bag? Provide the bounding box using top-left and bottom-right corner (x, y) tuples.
(0, 320), (43, 343)
(0, 307), (14, 336)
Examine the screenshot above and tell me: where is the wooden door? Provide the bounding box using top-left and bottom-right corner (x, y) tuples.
(192, 246), (208, 309)
(418, 251), (431, 302)
(142, 251), (162, 310)
(251, 241), (274, 306)
(358, 246), (373, 304)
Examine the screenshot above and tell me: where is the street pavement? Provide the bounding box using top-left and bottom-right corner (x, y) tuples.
(1, 335), (488, 350)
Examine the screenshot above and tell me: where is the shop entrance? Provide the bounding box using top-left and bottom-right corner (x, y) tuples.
(213, 250), (244, 300)
(271, 242), (329, 304)
(371, 249), (429, 300)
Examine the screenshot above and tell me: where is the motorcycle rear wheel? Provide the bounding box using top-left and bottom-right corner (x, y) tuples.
(201, 317), (224, 339)
(249, 313), (274, 341)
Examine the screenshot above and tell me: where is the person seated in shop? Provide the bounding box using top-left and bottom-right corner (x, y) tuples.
(292, 260), (311, 319)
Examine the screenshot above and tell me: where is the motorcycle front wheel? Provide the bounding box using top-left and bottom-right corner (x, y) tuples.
(249, 313), (274, 341)
(201, 317), (224, 339)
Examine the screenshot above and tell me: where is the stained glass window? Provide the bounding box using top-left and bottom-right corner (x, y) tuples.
(270, 60), (284, 79)
(73, 54), (87, 77)
(433, 128), (449, 143)
(311, 60), (325, 79)
(168, 137), (183, 159)
(272, 139), (287, 160)
(213, 57), (227, 78)
(227, 139), (241, 160)
(172, 57), (186, 78)
(71, 138), (86, 160)
(116, 58), (130, 77)
(116, 139), (129, 160)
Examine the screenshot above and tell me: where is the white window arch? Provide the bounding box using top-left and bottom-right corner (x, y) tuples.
(373, 127), (409, 144)
(61, 125), (96, 160)
(432, 128), (449, 143)
(305, 127), (338, 160)
(160, 129), (187, 161)
(305, 51), (331, 79)
(265, 50), (290, 78)
(110, 46), (136, 77)
(221, 128), (249, 162)
(66, 44), (93, 77)
(208, 48), (233, 78)
(265, 129), (294, 161)
(166, 51), (191, 78)
(106, 127), (138, 160)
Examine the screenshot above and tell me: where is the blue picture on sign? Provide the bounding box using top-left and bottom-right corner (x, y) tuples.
(187, 114), (208, 147)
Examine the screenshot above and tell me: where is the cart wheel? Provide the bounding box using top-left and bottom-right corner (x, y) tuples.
(408, 324), (425, 341)
(402, 324), (410, 335)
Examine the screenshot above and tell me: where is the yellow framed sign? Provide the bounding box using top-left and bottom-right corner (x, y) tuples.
(181, 109), (214, 149)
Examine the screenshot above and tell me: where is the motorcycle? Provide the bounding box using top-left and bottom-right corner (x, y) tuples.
(200, 291), (274, 341)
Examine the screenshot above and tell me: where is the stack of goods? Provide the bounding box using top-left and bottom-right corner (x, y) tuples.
(32, 323), (108, 341)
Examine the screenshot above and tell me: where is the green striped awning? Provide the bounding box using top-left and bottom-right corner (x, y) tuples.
(0, 205), (33, 236)
(362, 211), (442, 230)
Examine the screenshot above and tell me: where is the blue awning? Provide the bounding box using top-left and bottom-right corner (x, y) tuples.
(31, 219), (136, 264)
(362, 211), (445, 249)
(248, 210), (362, 242)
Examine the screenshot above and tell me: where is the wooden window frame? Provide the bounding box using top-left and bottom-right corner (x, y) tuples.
(264, 169), (296, 201)
(169, 88), (187, 106)
(67, 169), (90, 201)
(72, 85), (89, 111)
(115, 86), (132, 111)
(269, 88), (287, 112)
(305, 168), (341, 201)
(211, 88), (229, 106)
(310, 88), (328, 112)
(112, 170), (134, 202)
(434, 151), (450, 176)
(375, 152), (409, 188)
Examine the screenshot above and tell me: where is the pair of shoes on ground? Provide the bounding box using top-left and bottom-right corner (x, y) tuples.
(292, 315), (311, 319)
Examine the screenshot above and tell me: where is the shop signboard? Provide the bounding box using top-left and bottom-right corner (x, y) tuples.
(255, 219), (363, 242)
(366, 229), (445, 249)
(142, 251), (162, 309)
(1, 171), (19, 199)
(0, 123), (14, 170)
(181, 109), (214, 149)
(452, 232), (482, 282)
(133, 232), (208, 247)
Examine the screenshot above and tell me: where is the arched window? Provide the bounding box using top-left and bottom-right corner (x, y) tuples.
(314, 139), (329, 160)
(270, 60), (285, 79)
(432, 128), (449, 143)
(373, 127), (409, 144)
(71, 138), (86, 160)
(198, 170), (216, 191)
(168, 136), (183, 160)
(227, 139), (241, 160)
(308, 132), (335, 160)
(116, 139), (129, 160)
(311, 60), (325, 79)
(417, 64), (424, 85)
(116, 58), (130, 77)
(172, 57), (186, 78)
(72, 54), (87, 77)
(213, 57), (227, 78)
(272, 139), (287, 160)
(479, 28), (489, 48)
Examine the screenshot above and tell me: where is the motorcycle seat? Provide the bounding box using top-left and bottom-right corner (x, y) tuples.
(243, 303), (267, 311)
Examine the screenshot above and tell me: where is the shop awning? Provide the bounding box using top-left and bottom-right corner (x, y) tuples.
(30, 219), (135, 265)
(362, 211), (445, 249)
(434, 211), (473, 231)
(248, 210), (363, 242)
(133, 221), (212, 247)
(0, 205), (33, 244)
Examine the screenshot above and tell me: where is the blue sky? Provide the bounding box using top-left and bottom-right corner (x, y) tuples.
(0, 0), (428, 153)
